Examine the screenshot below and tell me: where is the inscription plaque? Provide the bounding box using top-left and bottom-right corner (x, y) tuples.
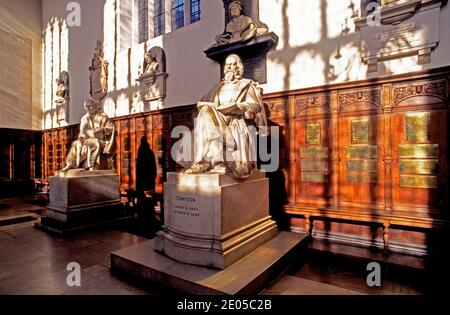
(300, 147), (328, 159)
(351, 119), (369, 144)
(406, 112), (430, 143)
(399, 159), (438, 175)
(346, 160), (377, 173)
(301, 160), (328, 172)
(301, 172), (328, 183)
(399, 144), (439, 159)
(306, 122), (321, 146)
(346, 145), (377, 159)
(400, 175), (437, 189)
(173, 194), (201, 218)
(347, 173), (378, 184)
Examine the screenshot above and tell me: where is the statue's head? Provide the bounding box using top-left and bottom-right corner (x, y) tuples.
(144, 51), (154, 64)
(228, 0), (243, 17)
(224, 54), (244, 81)
(60, 71), (69, 84)
(92, 53), (104, 69)
(84, 99), (101, 115)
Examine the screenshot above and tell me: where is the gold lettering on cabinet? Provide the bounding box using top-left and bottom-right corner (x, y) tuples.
(399, 159), (438, 174)
(399, 144), (439, 158)
(351, 118), (369, 144)
(306, 122), (321, 145)
(400, 175), (437, 189)
(300, 147), (329, 159)
(405, 112), (430, 143)
(301, 172), (328, 183)
(346, 145), (378, 159)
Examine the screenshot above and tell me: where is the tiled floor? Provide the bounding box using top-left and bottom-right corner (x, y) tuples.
(0, 194), (439, 295)
(0, 221), (156, 294)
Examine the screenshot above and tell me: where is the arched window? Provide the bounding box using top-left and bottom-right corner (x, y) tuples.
(43, 18), (69, 128)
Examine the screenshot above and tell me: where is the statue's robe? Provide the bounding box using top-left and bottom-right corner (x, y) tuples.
(189, 78), (267, 178)
(65, 111), (115, 169)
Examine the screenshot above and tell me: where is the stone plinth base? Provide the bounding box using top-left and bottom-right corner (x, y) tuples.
(155, 171), (278, 269)
(35, 169), (130, 235)
(111, 232), (307, 295)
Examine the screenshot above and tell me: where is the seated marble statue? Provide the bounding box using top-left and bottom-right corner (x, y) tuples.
(181, 54), (267, 178)
(60, 99), (115, 172)
(215, 0), (268, 45)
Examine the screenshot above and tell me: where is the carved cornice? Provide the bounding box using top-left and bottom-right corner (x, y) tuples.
(137, 117), (147, 131)
(294, 94), (331, 116)
(338, 88), (382, 111)
(393, 79), (448, 105)
(266, 99), (287, 114)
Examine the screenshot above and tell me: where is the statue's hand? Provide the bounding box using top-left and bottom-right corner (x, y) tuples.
(237, 102), (248, 110)
(93, 128), (104, 139)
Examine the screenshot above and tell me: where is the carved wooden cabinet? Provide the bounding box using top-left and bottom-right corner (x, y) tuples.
(266, 68), (450, 254)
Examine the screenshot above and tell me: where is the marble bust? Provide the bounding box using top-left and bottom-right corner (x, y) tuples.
(215, 0), (268, 45)
(143, 51), (159, 75)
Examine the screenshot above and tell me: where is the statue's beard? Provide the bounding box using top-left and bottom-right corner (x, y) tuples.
(224, 70), (238, 82)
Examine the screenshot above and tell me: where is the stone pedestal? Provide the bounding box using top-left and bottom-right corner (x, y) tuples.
(136, 72), (168, 110)
(155, 171), (278, 269)
(35, 169), (129, 235)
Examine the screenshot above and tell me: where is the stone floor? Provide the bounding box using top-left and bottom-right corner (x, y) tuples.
(0, 194), (436, 295)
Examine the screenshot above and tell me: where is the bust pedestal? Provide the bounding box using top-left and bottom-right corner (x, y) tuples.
(155, 171), (278, 269)
(204, 32), (278, 84)
(136, 72), (168, 110)
(35, 170), (129, 235)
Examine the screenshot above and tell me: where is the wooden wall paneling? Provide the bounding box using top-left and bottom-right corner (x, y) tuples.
(382, 84), (393, 213)
(390, 79), (449, 214)
(119, 119), (132, 189)
(152, 114), (165, 192)
(130, 118), (137, 189)
(331, 91), (340, 208)
(112, 120), (120, 176)
(294, 93), (332, 206)
(265, 98), (289, 170)
(288, 95), (296, 203)
(263, 97), (290, 224)
(337, 87), (385, 210)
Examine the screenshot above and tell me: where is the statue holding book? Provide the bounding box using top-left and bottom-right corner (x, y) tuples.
(181, 54), (267, 178)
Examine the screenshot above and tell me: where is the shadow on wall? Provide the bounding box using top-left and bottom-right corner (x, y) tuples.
(268, 0), (425, 92)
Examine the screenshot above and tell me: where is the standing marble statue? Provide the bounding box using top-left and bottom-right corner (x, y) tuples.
(55, 71), (69, 101)
(89, 41), (108, 101)
(61, 99), (115, 171)
(215, 0), (268, 45)
(182, 54), (267, 178)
